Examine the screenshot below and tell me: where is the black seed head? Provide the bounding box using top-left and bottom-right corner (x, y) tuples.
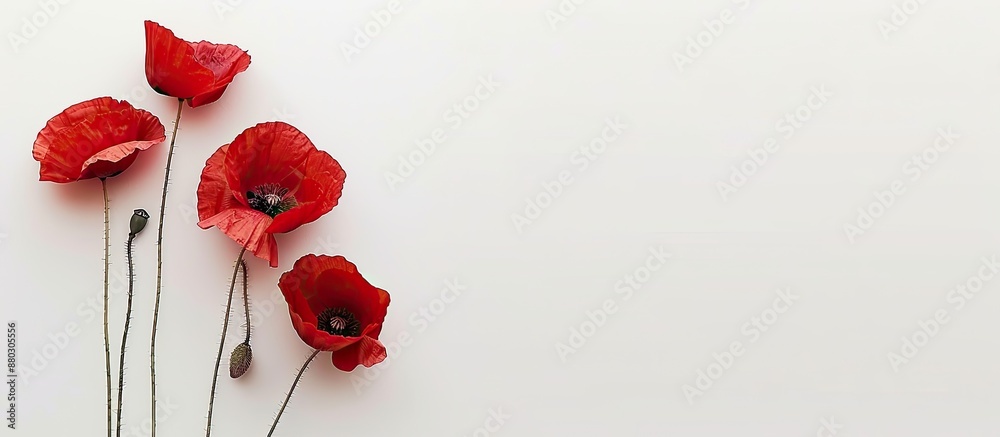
(316, 307), (361, 337)
(247, 183), (296, 217)
(130, 209), (149, 235)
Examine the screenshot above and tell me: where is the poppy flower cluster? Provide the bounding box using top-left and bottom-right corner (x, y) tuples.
(31, 19), (390, 437)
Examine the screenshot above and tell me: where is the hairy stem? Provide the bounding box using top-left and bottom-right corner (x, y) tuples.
(267, 350), (321, 437)
(116, 233), (136, 437)
(240, 260), (250, 344)
(101, 178), (112, 437)
(205, 248), (248, 437)
(150, 98), (183, 437)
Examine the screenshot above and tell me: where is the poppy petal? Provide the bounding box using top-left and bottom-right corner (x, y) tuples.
(198, 207), (278, 267)
(224, 122), (313, 206)
(278, 254), (391, 361)
(279, 266), (320, 326)
(266, 149), (346, 234)
(34, 97), (132, 161)
(81, 139), (162, 178)
(331, 336), (387, 371)
(144, 20), (250, 107)
(286, 312), (359, 351)
(33, 97), (165, 182)
(144, 21), (215, 100)
(197, 144), (236, 221)
(291, 255), (388, 328)
(188, 85), (228, 108)
(188, 42), (250, 107)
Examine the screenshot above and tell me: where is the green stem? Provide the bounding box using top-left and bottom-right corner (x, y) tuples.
(240, 260), (250, 344)
(205, 247), (248, 437)
(116, 233), (136, 437)
(150, 98), (182, 437)
(100, 178), (111, 437)
(267, 350), (321, 437)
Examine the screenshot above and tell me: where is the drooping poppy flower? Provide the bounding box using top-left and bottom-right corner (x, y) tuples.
(279, 254), (390, 371)
(33, 97), (166, 183)
(197, 122), (346, 267)
(144, 20), (251, 107)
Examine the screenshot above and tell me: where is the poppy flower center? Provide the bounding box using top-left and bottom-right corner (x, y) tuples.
(247, 183), (297, 217)
(316, 307), (361, 337)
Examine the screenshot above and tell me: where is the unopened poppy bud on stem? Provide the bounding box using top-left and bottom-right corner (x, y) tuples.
(230, 342), (252, 378)
(130, 209), (149, 235)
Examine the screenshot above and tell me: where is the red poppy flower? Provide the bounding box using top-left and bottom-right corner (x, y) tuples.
(279, 254), (390, 371)
(197, 122), (346, 267)
(144, 20), (251, 107)
(33, 97), (166, 183)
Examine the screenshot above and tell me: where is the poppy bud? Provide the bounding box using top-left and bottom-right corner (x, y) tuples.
(130, 209), (150, 235)
(229, 342), (252, 378)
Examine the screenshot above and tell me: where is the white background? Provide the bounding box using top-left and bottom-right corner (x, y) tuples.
(2, 0), (1000, 436)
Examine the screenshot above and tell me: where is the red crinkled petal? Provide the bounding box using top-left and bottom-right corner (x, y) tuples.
(287, 255), (389, 329)
(198, 208), (278, 267)
(33, 97), (132, 161)
(331, 336), (387, 371)
(279, 263), (359, 352)
(224, 122), (313, 208)
(144, 21), (215, 100)
(33, 97), (165, 182)
(188, 85), (229, 108)
(80, 139), (161, 179)
(191, 41), (251, 79)
(311, 268), (388, 329)
(197, 144), (234, 222)
(198, 143), (280, 266)
(267, 149), (346, 234)
(278, 255), (390, 354)
(188, 42), (251, 107)
(206, 122), (345, 236)
(144, 20), (250, 107)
